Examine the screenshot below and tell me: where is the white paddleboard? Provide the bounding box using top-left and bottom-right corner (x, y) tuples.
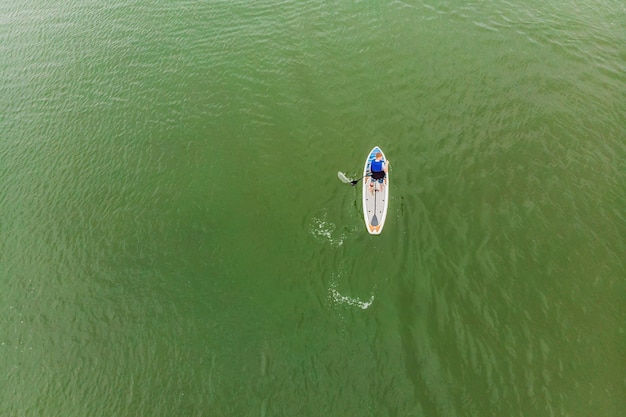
(362, 146), (389, 235)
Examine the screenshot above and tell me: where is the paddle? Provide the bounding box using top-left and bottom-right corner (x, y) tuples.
(349, 175), (368, 186)
(337, 172), (368, 186)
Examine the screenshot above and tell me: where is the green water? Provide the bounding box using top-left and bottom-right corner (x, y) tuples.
(1, 0), (624, 416)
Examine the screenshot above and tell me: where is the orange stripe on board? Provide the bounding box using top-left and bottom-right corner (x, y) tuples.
(369, 224), (381, 233)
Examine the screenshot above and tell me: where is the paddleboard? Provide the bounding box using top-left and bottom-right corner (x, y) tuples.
(362, 146), (389, 235)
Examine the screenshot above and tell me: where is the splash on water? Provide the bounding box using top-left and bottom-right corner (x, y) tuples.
(329, 279), (374, 310)
(310, 214), (344, 247)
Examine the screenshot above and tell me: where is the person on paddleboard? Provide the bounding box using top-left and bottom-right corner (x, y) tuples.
(368, 152), (389, 193)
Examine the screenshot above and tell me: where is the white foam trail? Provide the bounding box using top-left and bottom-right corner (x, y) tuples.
(311, 215), (344, 247)
(329, 281), (374, 310)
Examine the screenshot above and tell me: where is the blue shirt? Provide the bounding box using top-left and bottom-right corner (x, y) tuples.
(371, 159), (384, 172)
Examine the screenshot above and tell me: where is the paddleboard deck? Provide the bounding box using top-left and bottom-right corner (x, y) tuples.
(362, 146), (389, 235)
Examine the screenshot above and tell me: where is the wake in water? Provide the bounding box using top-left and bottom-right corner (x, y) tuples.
(310, 213), (345, 247)
(328, 279), (374, 310)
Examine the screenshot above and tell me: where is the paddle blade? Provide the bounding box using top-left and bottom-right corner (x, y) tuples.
(337, 172), (351, 183)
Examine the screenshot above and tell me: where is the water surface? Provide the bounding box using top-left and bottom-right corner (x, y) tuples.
(1, 0), (624, 416)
